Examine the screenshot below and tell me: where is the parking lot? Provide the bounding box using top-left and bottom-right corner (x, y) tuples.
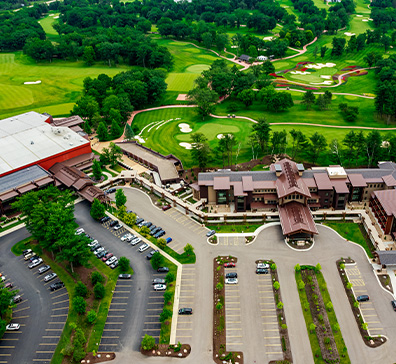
(225, 279), (244, 352)
(345, 264), (385, 337)
(175, 266), (196, 343)
(0, 272), (30, 364)
(142, 277), (164, 342)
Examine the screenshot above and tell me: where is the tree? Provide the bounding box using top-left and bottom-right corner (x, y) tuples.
(366, 130), (382, 167)
(118, 257), (130, 273)
(251, 117), (271, 154)
(320, 46), (327, 58)
(331, 37), (346, 56)
(313, 45), (318, 61)
(92, 159), (102, 181)
(83, 46), (95, 66)
(187, 87), (218, 120)
(273, 281), (280, 290)
(190, 133), (211, 170)
(101, 142), (122, 168)
(57, 234), (91, 272)
(115, 189), (126, 208)
(124, 124), (135, 141)
(75, 282), (88, 298)
(87, 310), (97, 324)
(307, 132), (328, 164)
(157, 238), (167, 249)
(94, 283), (105, 299)
(151, 252), (164, 270)
(183, 243), (194, 256)
(289, 129), (308, 159)
(237, 89), (255, 107)
(110, 119), (122, 139)
(73, 296), (86, 315)
(96, 121), (108, 141)
(165, 272), (175, 283)
(91, 272), (104, 286)
(302, 90), (316, 110)
(141, 335), (155, 350)
(262, 60), (275, 75)
(72, 95), (99, 123)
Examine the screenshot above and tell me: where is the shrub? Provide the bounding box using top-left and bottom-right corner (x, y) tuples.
(324, 337), (331, 345)
(340, 263), (345, 270)
(294, 264), (301, 272)
(361, 323), (368, 330)
(333, 323), (340, 332)
(87, 310), (97, 324)
(277, 301), (284, 309)
(73, 346), (86, 362)
(72, 297), (86, 315)
(160, 308), (172, 322)
(298, 280), (305, 290)
(326, 302), (333, 312)
(165, 272), (175, 283)
(216, 266), (221, 271)
(346, 282), (353, 289)
(309, 323), (316, 333)
(157, 238), (167, 249)
(94, 283), (105, 299)
(315, 263), (321, 272)
(216, 302), (223, 310)
(271, 263), (277, 271)
(183, 243), (194, 256)
(353, 301), (359, 308)
(75, 281), (88, 298)
(216, 282), (223, 291)
(318, 314), (324, 322)
(281, 324), (287, 330)
(164, 291), (173, 305)
(118, 256), (130, 273)
(141, 334), (156, 350)
(151, 252), (163, 270)
(91, 271), (104, 286)
(174, 341), (182, 352)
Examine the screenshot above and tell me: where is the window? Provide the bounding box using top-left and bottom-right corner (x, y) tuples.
(324, 199), (328, 203)
(325, 192), (329, 196)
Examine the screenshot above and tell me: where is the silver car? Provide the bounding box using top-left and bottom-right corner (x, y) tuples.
(44, 272), (57, 282)
(153, 284), (166, 291)
(106, 256), (118, 266)
(94, 247), (105, 256)
(138, 243), (149, 253)
(28, 258), (43, 269)
(130, 237), (141, 246)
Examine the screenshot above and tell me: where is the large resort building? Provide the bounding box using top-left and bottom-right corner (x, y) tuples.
(197, 159), (396, 241)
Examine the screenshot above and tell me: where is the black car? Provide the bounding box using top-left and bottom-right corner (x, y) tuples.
(391, 300), (396, 311)
(154, 230), (165, 238)
(50, 281), (64, 291)
(146, 250), (159, 260)
(90, 243), (101, 251)
(100, 216), (110, 223)
(226, 272), (238, 279)
(149, 225), (157, 232)
(144, 222), (152, 228)
(179, 308), (193, 315)
(13, 295), (22, 304)
(136, 218), (144, 224)
(256, 268), (269, 274)
(357, 295), (369, 302)
(105, 188), (116, 194)
(119, 274), (132, 279)
(152, 227), (161, 235)
(157, 267), (169, 273)
(109, 220), (119, 227)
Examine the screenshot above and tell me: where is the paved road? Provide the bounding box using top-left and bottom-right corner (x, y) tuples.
(105, 187), (396, 364)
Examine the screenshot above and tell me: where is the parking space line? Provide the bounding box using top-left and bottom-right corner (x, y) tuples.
(35, 351), (54, 354)
(110, 303), (128, 305)
(0, 346), (15, 349)
(227, 335), (242, 338)
(109, 309), (126, 311)
(102, 336), (119, 339)
(45, 329), (63, 331)
(1, 338), (18, 341)
(53, 299), (69, 305)
(43, 336), (60, 339)
(13, 306), (30, 313)
(52, 292), (68, 299)
(108, 315), (124, 318)
(48, 322), (65, 324)
(112, 297), (129, 299)
(102, 329), (121, 331)
(263, 329), (279, 331)
(39, 343), (57, 346)
(52, 307), (69, 311)
(51, 314), (67, 317)
(12, 315), (29, 319)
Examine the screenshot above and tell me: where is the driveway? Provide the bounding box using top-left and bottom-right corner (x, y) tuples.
(104, 187), (396, 364)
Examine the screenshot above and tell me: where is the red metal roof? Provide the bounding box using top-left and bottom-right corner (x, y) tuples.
(372, 190), (396, 217)
(348, 174), (367, 188)
(275, 160), (311, 199)
(383, 175), (396, 187)
(242, 176), (253, 191)
(313, 173), (332, 190)
(278, 202), (318, 236)
(233, 182), (247, 196)
(331, 179), (349, 194)
(304, 178), (317, 188)
(213, 177), (230, 190)
(252, 180), (276, 189)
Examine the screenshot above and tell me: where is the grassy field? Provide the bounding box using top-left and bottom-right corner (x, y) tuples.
(131, 107), (392, 168)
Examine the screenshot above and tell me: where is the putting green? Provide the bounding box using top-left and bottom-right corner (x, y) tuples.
(0, 84), (34, 109)
(185, 64), (210, 73)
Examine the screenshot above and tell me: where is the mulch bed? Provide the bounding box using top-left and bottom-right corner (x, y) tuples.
(82, 352), (116, 363)
(213, 256), (243, 364)
(378, 274), (393, 294)
(301, 268), (339, 362)
(141, 344), (191, 358)
(336, 259), (386, 348)
(257, 260), (293, 364)
(286, 240), (313, 250)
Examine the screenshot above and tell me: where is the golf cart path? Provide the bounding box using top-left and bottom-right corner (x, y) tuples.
(120, 105), (396, 138)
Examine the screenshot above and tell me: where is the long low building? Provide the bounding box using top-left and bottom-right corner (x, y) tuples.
(197, 158), (396, 239)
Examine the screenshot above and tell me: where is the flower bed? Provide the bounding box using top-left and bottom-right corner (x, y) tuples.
(296, 264), (351, 363)
(336, 259), (386, 348)
(213, 256), (243, 364)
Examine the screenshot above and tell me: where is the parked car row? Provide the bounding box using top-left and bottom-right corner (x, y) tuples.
(23, 249), (64, 291)
(256, 262), (270, 275)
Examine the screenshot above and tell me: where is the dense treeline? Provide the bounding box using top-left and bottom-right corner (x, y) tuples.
(72, 68), (167, 139)
(0, 0), (41, 11)
(371, 0), (396, 31)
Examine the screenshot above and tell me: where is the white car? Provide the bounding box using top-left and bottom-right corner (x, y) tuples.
(121, 233), (133, 242)
(114, 224), (123, 231)
(28, 258), (43, 269)
(1, 275), (5, 282)
(153, 284), (166, 291)
(88, 240), (99, 247)
(257, 262), (270, 269)
(75, 228), (84, 235)
(138, 243), (149, 253)
(6, 323), (20, 331)
(94, 247), (105, 256)
(225, 278), (238, 284)
(106, 256), (118, 266)
(130, 237), (141, 246)
(44, 272), (57, 282)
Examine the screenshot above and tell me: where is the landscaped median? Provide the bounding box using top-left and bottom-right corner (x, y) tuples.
(295, 264), (351, 364)
(336, 258), (386, 348)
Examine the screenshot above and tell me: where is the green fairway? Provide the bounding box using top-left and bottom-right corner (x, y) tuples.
(39, 12), (60, 42)
(166, 73), (199, 91)
(0, 52), (129, 118)
(131, 107), (392, 168)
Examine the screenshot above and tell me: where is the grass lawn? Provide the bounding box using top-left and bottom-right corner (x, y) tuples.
(131, 106), (392, 168)
(206, 223), (263, 233)
(323, 222), (374, 258)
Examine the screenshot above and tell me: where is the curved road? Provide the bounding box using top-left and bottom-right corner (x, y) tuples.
(106, 187), (396, 364)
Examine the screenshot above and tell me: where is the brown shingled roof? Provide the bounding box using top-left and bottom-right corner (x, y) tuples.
(278, 202), (318, 236)
(372, 190), (396, 217)
(348, 174), (367, 188)
(213, 176), (230, 190)
(313, 173), (332, 190)
(275, 160), (311, 199)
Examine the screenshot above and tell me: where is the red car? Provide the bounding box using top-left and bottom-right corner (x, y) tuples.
(224, 262), (236, 268)
(162, 205), (171, 211)
(102, 253), (113, 262)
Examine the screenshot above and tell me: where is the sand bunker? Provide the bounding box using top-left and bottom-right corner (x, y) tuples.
(179, 123), (192, 133)
(263, 36), (274, 41)
(24, 80), (41, 85)
(231, 46), (238, 48)
(362, 19), (368, 22)
(320, 75), (331, 79)
(368, 18), (373, 21)
(179, 142), (193, 150)
(54, 16), (59, 19)
(305, 63), (336, 69)
(217, 133), (234, 139)
(356, 14), (363, 17)
(291, 71), (311, 75)
(134, 135), (145, 143)
(176, 94), (187, 101)
(344, 32), (355, 36)
(49, 14), (54, 16)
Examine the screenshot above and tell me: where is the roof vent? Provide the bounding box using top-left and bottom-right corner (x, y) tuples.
(31, 140), (34, 145)
(69, 142), (73, 146)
